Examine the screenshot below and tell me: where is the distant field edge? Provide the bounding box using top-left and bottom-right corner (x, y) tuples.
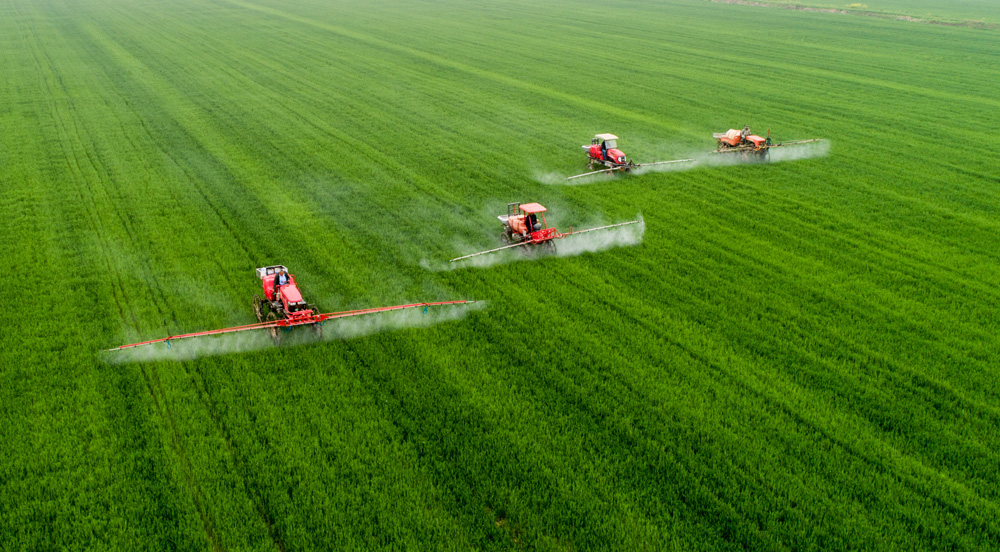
(707, 0), (999, 29)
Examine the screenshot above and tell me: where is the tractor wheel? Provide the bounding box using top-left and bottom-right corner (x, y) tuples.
(266, 312), (281, 346)
(501, 231), (512, 245)
(313, 323), (323, 339)
(253, 294), (265, 322)
(545, 240), (557, 254)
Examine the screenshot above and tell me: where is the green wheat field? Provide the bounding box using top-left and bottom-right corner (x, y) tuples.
(2, 0), (999, 549)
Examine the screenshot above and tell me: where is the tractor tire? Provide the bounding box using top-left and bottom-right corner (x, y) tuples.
(501, 231), (512, 245)
(313, 323), (323, 339)
(545, 240), (557, 254)
(266, 312), (281, 346)
(253, 294), (265, 322)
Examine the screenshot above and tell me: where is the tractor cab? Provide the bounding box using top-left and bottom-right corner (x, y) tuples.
(587, 133), (627, 165)
(252, 265), (319, 334)
(257, 265), (292, 301)
(592, 133), (618, 149)
(257, 265), (301, 301)
(256, 265), (314, 318)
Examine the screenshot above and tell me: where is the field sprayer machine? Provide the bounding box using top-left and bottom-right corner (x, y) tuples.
(567, 128), (824, 179)
(567, 133), (693, 180)
(106, 265), (475, 350)
(713, 126), (823, 161)
(449, 202), (639, 262)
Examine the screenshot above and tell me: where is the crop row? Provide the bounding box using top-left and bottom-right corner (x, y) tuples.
(1, 0), (999, 550)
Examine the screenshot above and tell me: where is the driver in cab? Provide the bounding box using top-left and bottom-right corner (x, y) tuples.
(273, 267), (291, 300)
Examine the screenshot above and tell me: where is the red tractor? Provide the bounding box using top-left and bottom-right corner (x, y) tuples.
(106, 266), (475, 352)
(584, 133), (636, 172)
(253, 265), (322, 344)
(499, 202), (558, 252)
(449, 203), (640, 263)
(567, 132), (690, 180)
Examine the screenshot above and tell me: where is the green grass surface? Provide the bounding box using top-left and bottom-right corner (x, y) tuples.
(737, 0), (1000, 24)
(1, 0), (999, 549)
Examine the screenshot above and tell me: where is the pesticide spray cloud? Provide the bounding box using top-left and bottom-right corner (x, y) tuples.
(538, 140), (831, 185)
(767, 139), (830, 163)
(102, 329), (275, 364)
(425, 215), (645, 271)
(320, 300), (485, 340)
(102, 302), (484, 364)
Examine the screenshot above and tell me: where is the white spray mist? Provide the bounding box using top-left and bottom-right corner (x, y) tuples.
(103, 302), (484, 364)
(539, 140), (830, 184)
(426, 215), (645, 271)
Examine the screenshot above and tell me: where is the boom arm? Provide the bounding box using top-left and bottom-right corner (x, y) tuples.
(566, 158), (695, 180)
(772, 138), (824, 147)
(713, 138), (824, 153)
(449, 241), (533, 262)
(449, 220), (640, 262)
(106, 300), (477, 351)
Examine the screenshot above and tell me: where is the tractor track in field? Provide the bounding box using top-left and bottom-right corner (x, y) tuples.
(24, 3), (186, 343)
(347, 339), (593, 548)
(186, 364), (287, 552)
(99, 6), (528, 282)
(116, 8), (485, 222)
(468, 287), (818, 546)
(651, 181), (1000, 425)
(679, 174), (1000, 355)
(140, 366), (226, 552)
(708, 0), (998, 29)
(60, 84), (183, 335)
(77, 16), (358, 285)
(74, 21), (268, 272)
(21, 16), (141, 333)
(541, 243), (1000, 530)
(20, 8), (269, 549)
(565, 270), (1000, 541)
(215, 0), (678, 128)
(78, 36), (258, 283)
(40, 17), (445, 548)
(24, 8), (227, 549)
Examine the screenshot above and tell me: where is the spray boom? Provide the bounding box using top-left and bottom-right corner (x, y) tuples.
(107, 300), (477, 351)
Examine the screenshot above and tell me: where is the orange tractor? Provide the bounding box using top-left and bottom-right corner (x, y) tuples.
(713, 126), (773, 160)
(499, 202), (558, 251)
(713, 126), (822, 161)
